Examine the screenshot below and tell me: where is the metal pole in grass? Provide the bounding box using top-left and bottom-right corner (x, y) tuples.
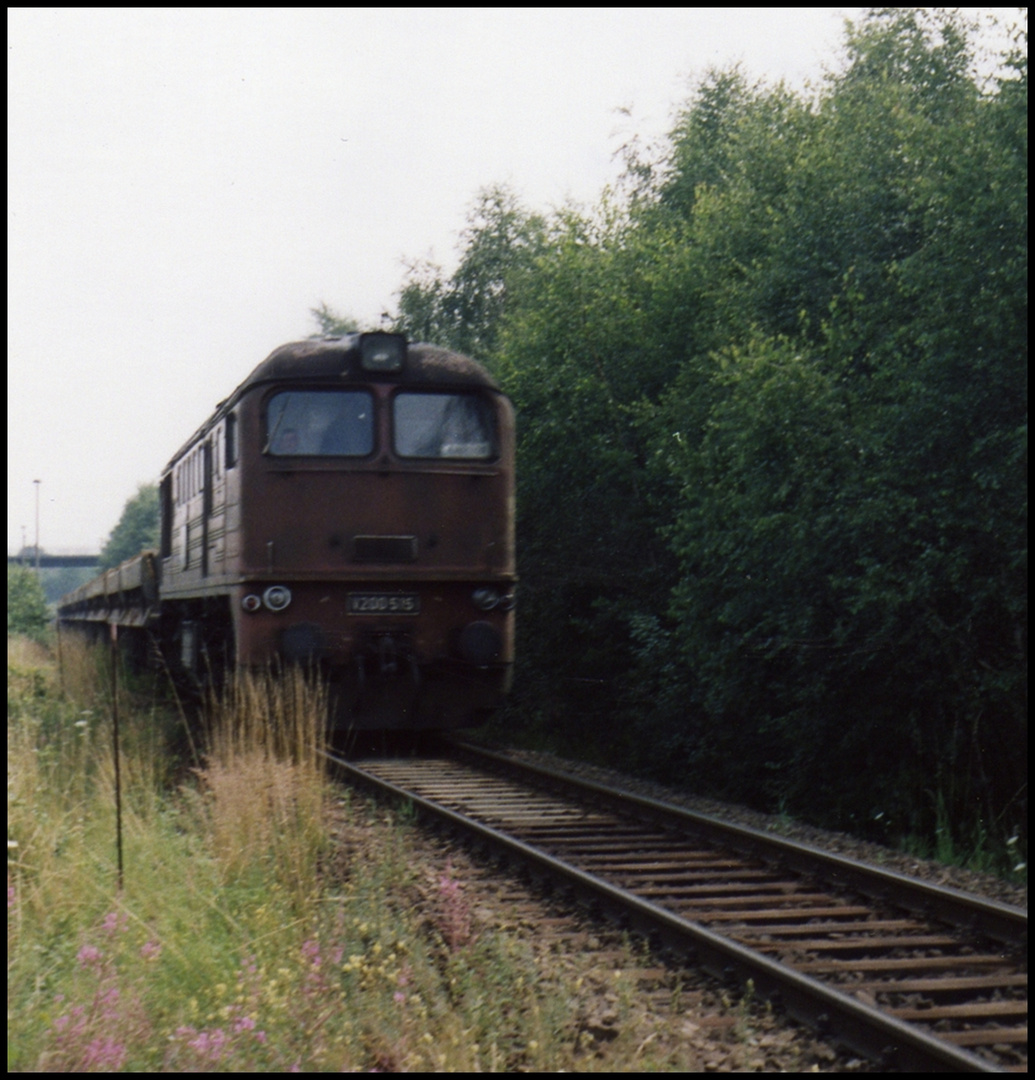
(110, 622), (124, 890)
(56, 618), (65, 699)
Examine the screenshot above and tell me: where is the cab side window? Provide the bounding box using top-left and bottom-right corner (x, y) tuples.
(225, 412), (238, 468)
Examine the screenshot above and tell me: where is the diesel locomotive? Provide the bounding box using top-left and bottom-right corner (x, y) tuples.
(58, 332), (516, 730)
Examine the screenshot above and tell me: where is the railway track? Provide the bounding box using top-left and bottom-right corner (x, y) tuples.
(324, 740), (1027, 1072)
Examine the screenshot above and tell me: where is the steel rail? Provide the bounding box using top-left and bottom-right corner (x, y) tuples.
(324, 750), (1014, 1072)
(446, 739), (1027, 950)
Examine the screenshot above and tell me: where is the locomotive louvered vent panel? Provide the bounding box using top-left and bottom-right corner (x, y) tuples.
(352, 535), (418, 563)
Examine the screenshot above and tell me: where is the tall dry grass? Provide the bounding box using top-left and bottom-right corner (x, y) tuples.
(195, 669), (329, 900)
(53, 625), (110, 704)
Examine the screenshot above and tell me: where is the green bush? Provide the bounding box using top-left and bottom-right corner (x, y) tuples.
(8, 565), (50, 640)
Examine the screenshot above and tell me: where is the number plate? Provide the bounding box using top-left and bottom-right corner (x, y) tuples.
(347, 592), (420, 615)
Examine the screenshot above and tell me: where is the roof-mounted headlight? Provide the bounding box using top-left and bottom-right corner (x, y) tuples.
(359, 332), (406, 373)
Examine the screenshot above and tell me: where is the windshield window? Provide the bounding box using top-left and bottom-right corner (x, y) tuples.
(393, 393), (496, 459)
(266, 391), (373, 456)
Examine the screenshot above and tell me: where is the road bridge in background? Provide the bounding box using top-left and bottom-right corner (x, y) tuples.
(8, 554), (100, 568)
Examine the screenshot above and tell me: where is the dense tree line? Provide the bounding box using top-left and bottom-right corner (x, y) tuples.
(390, 10), (1027, 862)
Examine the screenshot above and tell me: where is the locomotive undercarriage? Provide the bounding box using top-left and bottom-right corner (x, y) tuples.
(289, 623), (507, 730)
(326, 651), (507, 731)
(160, 597), (236, 687)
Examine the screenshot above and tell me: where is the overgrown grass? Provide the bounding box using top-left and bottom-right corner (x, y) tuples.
(895, 789), (1028, 880)
(10, 635), (703, 1071)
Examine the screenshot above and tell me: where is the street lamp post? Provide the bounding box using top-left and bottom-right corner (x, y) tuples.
(34, 479), (41, 575)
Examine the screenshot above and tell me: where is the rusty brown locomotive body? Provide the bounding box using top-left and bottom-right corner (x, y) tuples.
(58, 333), (515, 729)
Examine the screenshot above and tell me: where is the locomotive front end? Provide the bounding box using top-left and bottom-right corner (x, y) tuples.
(227, 334), (516, 729)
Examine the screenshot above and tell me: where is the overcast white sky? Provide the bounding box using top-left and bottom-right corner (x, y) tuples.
(7, 7), (1015, 554)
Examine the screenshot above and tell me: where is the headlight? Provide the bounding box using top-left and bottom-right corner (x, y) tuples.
(263, 585), (292, 612)
(242, 594), (262, 612)
(359, 331), (406, 372)
(471, 586), (500, 611)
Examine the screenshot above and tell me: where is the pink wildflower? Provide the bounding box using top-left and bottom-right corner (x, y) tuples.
(301, 938), (322, 966)
(101, 910), (129, 935)
(80, 1037), (127, 1071)
(139, 940), (162, 961)
(77, 944), (103, 969)
(188, 1027), (228, 1062)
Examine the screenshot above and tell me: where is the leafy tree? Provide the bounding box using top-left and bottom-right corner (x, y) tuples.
(99, 483), (159, 569)
(309, 303), (360, 336)
(657, 66), (756, 218)
(838, 7), (976, 112)
(8, 565), (50, 640)
(494, 202), (690, 748)
(392, 258), (450, 345)
(394, 184), (546, 360)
